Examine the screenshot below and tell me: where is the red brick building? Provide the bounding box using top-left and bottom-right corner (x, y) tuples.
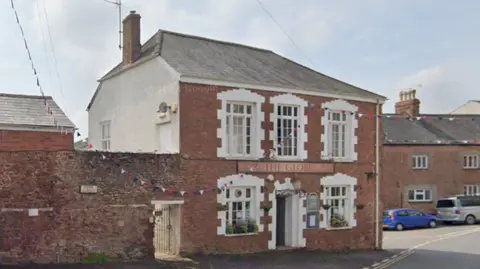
(383, 90), (480, 213)
(0, 93), (75, 151)
(86, 11), (387, 258)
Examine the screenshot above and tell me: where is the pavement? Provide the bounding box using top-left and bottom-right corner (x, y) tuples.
(2, 250), (394, 269)
(376, 223), (480, 269)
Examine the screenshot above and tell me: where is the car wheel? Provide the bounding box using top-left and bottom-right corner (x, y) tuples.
(428, 220), (437, 228)
(395, 223), (404, 231)
(465, 215), (476, 225)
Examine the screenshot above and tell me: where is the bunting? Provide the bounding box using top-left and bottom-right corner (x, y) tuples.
(385, 139), (478, 145)
(10, 0), (80, 136)
(88, 145), (235, 196)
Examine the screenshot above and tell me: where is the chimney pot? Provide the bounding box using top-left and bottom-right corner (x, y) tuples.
(130, 10), (136, 14)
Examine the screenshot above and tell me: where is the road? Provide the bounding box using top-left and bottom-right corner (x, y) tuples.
(377, 224), (480, 269)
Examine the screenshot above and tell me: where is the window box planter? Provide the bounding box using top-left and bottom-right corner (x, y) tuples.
(262, 204), (272, 213)
(226, 220), (258, 235)
(217, 204), (228, 211)
(356, 204), (365, 210)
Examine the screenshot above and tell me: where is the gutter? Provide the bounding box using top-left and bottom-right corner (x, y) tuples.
(375, 99), (381, 249)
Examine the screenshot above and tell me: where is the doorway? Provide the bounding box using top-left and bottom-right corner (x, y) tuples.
(152, 200), (183, 258)
(276, 196), (286, 246)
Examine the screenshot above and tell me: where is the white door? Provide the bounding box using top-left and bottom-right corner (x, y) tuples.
(157, 125), (172, 152)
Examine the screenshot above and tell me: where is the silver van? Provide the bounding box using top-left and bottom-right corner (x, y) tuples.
(435, 195), (480, 225)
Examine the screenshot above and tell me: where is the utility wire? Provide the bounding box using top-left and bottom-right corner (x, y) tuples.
(40, 0), (66, 103)
(253, 0), (317, 69)
(35, 0), (54, 96)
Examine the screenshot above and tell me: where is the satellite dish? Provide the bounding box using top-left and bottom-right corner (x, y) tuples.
(158, 102), (168, 113)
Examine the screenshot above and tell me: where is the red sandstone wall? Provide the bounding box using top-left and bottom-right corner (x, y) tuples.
(0, 130), (73, 151)
(0, 150), (180, 264)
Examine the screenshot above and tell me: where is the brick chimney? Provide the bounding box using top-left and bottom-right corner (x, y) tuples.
(395, 89), (420, 117)
(122, 11), (141, 65)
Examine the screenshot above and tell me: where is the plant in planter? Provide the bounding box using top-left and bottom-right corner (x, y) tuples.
(330, 213), (349, 228)
(322, 204), (331, 210)
(217, 204), (228, 211)
(356, 204), (365, 210)
(247, 219), (259, 233)
(225, 224), (234, 234)
(262, 204), (272, 213)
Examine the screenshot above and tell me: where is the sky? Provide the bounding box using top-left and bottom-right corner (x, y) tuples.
(1, 0), (479, 140)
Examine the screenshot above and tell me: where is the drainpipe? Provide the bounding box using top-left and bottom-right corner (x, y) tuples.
(375, 99), (381, 249)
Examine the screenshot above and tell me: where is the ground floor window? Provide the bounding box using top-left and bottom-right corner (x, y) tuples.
(408, 189), (432, 202)
(320, 173), (358, 229)
(224, 186), (259, 234)
(464, 185), (480, 196)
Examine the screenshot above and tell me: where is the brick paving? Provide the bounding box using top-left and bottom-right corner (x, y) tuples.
(1, 250), (397, 269)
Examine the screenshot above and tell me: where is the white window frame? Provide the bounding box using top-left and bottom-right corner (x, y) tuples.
(463, 155), (479, 169)
(464, 185), (480, 196)
(100, 120), (111, 150)
(224, 186), (255, 225)
(321, 100), (358, 162)
(217, 89), (265, 159)
(407, 189), (432, 202)
(320, 173), (357, 229)
(216, 174), (265, 236)
(270, 93), (308, 160)
(412, 154), (428, 169)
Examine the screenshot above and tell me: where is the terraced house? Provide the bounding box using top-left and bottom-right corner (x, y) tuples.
(87, 11), (386, 257)
(383, 90), (480, 213)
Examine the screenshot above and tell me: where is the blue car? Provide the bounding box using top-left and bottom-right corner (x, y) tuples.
(383, 208), (437, 231)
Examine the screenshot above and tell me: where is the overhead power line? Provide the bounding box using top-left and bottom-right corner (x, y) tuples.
(253, 0), (317, 69)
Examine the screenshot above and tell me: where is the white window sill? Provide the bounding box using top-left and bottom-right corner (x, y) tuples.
(408, 200), (433, 203)
(224, 156), (262, 161)
(412, 167), (428, 170)
(463, 167), (479, 170)
(225, 232), (258, 237)
(274, 156), (304, 161)
(326, 226), (353, 231)
(330, 158), (355, 163)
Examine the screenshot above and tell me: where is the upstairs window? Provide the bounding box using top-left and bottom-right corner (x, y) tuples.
(321, 100), (358, 162)
(100, 121), (111, 150)
(226, 102), (254, 157)
(217, 89), (265, 159)
(463, 155), (479, 169)
(412, 154), (428, 169)
(276, 105), (300, 157)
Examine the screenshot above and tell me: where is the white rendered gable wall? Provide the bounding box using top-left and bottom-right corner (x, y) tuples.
(88, 57), (181, 153)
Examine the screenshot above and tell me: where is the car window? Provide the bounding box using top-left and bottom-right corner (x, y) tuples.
(396, 210), (408, 216)
(437, 199), (455, 208)
(408, 210), (424, 216)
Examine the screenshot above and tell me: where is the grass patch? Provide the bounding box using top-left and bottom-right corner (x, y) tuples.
(79, 252), (115, 263)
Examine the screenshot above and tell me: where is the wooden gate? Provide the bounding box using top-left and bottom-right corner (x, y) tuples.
(154, 205), (176, 255)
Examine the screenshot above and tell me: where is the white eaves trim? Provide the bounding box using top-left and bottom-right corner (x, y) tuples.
(180, 75), (386, 104)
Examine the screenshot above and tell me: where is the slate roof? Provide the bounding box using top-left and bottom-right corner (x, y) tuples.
(383, 114), (480, 145)
(88, 30), (386, 110)
(0, 93), (75, 128)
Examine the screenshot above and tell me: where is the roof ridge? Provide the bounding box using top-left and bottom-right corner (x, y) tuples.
(158, 29), (273, 53)
(0, 93), (52, 99)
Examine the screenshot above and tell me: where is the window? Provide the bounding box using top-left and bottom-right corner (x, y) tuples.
(320, 173), (357, 229)
(324, 185), (352, 228)
(100, 121), (111, 150)
(276, 105), (300, 157)
(321, 100), (358, 162)
(306, 193), (320, 228)
(217, 89), (265, 159)
(327, 111), (348, 158)
(412, 154), (428, 169)
(408, 189), (432, 202)
(464, 185), (480, 196)
(226, 102), (253, 157)
(216, 174), (265, 236)
(270, 93), (308, 160)
(463, 155), (479, 169)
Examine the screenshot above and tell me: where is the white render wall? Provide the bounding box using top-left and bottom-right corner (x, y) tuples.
(88, 57), (181, 153)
